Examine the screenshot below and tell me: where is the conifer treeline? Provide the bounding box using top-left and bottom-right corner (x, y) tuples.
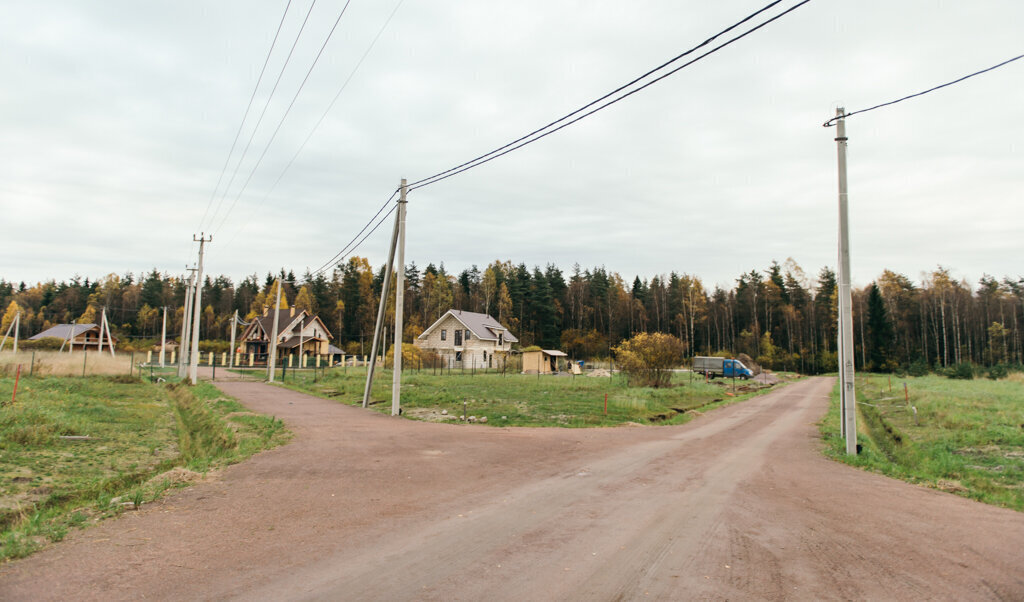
(2, 258), (1021, 373)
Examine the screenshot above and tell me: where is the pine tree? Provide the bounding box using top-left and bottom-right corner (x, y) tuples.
(866, 283), (895, 371)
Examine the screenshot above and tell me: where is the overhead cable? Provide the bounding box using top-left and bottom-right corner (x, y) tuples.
(408, 0), (811, 191)
(221, 0), (407, 250)
(213, 0), (356, 237)
(206, 0), (320, 232)
(823, 53), (1024, 127)
(311, 189), (399, 276)
(198, 0), (294, 234)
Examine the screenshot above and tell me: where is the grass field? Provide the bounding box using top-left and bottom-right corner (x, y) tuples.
(277, 367), (791, 427)
(821, 373), (1024, 511)
(0, 350), (152, 378)
(0, 375), (289, 560)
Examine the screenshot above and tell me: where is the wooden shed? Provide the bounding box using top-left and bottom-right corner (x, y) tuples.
(521, 349), (568, 374)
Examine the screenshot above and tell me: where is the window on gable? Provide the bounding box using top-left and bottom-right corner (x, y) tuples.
(498, 333), (504, 346)
(465, 329), (471, 341)
(441, 329), (446, 341)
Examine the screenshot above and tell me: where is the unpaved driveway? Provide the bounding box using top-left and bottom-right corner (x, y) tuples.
(2, 377), (1023, 600)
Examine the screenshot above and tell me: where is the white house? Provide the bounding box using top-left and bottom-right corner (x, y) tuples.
(414, 309), (517, 369)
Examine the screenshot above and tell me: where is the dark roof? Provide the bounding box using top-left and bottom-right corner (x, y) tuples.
(420, 310), (518, 343)
(246, 309), (333, 342)
(29, 324), (97, 340)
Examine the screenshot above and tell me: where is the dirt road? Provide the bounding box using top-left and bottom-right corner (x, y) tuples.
(3, 377), (1023, 600)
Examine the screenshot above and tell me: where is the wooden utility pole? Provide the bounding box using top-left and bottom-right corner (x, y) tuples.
(362, 193), (401, 408)
(391, 179), (408, 416)
(160, 306), (167, 367)
(189, 234), (211, 385)
(267, 280), (283, 382)
(835, 108), (858, 455)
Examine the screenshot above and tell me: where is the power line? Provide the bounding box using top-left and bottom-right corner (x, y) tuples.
(212, 0), (356, 237)
(408, 0), (811, 191)
(311, 190), (399, 276)
(221, 0), (407, 250)
(206, 0), (320, 232)
(823, 53), (1024, 127)
(198, 0), (294, 234)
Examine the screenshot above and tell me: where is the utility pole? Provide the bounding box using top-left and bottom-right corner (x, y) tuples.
(189, 234), (211, 385)
(835, 108), (858, 455)
(103, 307), (115, 356)
(0, 312), (19, 353)
(267, 280), (283, 382)
(229, 310), (238, 368)
(97, 307), (106, 356)
(362, 188), (401, 408)
(178, 268), (196, 378)
(160, 306), (167, 367)
(392, 179), (408, 416)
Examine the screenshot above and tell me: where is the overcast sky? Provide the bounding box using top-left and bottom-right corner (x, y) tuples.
(2, 0), (1021, 291)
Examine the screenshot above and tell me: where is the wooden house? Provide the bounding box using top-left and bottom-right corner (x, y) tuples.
(239, 307), (333, 359)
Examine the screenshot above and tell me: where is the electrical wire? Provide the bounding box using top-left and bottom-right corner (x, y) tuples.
(212, 0), (355, 237)
(824, 53), (1024, 127)
(205, 0), (320, 232)
(221, 0), (407, 250)
(198, 0), (294, 234)
(310, 189), (399, 276)
(408, 0), (811, 191)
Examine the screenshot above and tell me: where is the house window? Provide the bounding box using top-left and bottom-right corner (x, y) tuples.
(498, 333), (503, 346)
(441, 329), (446, 341)
(465, 330), (471, 341)
(454, 330), (463, 346)
(455, 351), (462, 362)
(483, 350), (487, 361)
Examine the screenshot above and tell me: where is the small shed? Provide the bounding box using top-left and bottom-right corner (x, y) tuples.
(522, 349), (568, 374)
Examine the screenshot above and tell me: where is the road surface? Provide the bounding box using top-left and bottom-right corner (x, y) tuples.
(2, 376), (1022, 600)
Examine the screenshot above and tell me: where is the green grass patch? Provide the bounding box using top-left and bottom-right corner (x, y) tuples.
(277, 366), (791, 427)
(0, 375), (289, 561)
(821, 373), (1024, 511)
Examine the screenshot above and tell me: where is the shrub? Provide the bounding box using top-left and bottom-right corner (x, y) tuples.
(612, 332), (685, 388)
(946, 362), (975, 380)
(907, 358), (930, 377)
(987, 364), (1008, 380)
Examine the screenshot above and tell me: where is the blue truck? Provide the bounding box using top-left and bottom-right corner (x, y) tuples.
(692, 356), (754, 380)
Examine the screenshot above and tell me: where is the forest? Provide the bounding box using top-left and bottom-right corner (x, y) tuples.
(2, 258), (1022, 375)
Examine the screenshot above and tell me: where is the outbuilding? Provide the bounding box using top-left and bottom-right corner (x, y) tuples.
(521, 349), (568, 374)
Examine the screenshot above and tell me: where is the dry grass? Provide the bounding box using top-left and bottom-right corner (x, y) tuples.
(0, 351), (137, 377)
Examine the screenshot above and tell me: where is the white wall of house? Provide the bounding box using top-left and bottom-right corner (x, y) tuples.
(414, 314), (512, 369)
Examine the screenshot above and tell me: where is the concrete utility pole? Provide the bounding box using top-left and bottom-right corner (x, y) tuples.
(160, 306), (167, 367)
(362, 194), (401, 408)
(391, 179), (408, 416)
(229, 310), (238, 368)
(189, 234), (211, 385)
(267, 280), (283, 382)
(97, 307), (106, 356)
(178, 268), (197, 378)
(835, 108), (858, 455)
(0, 311), (19, 353)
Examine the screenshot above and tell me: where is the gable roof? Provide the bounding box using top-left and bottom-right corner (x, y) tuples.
(419, 310), (518, 343)
(30, 324), (99, 340)
(242, 309), (333, 342)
